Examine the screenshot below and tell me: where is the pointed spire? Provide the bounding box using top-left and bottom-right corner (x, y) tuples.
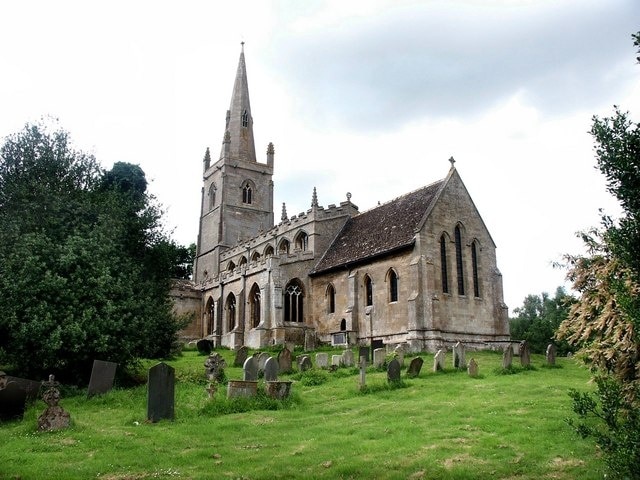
(220, 43), (257, 163)
(203, 147), (211, 170)
(311, 187), (318, 209)
(281, 202), (288, 222)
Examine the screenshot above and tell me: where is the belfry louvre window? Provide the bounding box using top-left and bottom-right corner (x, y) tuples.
(455, 225), (465, 296)
(241, 109), (249, 127)
(242, 183), (252, 204)
(284, 280), (304, 323)
(472, 242), (480, 298)
(440, 235), (449, 294)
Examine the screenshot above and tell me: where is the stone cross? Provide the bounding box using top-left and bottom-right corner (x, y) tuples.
(433, 349), (446, 372)
(204, 353), (227, 383)
(519, 341), (531, 367)
(502, 344), (514, 369)
(38, 374), (71, 431)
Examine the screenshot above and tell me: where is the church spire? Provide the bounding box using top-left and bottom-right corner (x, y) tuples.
(220, 43), (257, 163)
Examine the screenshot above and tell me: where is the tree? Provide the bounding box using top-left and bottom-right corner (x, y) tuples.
(0, 120), (185, 383)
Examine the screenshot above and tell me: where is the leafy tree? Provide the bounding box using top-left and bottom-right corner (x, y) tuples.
(0, 120), (185, 383)
(509, 287), (575, 354)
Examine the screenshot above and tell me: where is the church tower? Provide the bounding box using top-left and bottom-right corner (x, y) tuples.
(195, 44), (275, 282)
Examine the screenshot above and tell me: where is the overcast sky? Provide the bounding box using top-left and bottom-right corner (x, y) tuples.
(1, 0), (639, 310)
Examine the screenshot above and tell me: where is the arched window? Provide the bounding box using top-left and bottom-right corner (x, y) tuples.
(440, 234), (449, 294)
(472, 241), (480, 298)
(238, 256), (247, 268)
(251, 251), (261, 262)
(264, 245), (274, 257)
(226, 293), (236, 332)
(326, 284), (336, 314)
(278, 239), (290, 255)
(455, 225), (465, 296)
(340, 319), (347, 331)
(242, 183), (252, 204)
(364, 275), (373, 307)
(241, 109), (249, 128)
(387, 269), (398, 303)
(208, 183), (216, 210)
(249, 283), (261, 328)
(205, 297), (215, 336)
(284, 279), (304, 323)
(295, 231), (309, 251)
(227, 261), (236, 271)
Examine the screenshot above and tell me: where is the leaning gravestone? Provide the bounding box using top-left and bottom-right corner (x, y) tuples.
(278, 347), (293, 373)
(87, 360), (118, 397)
(546, 344), (557, 366)
(147, 363), (175, 422)
(234, 346), (249, 367)
(520, 341), (531, 367)
(263, 357), (279, 382)
(38, 375), (71, 431)
(0, 372), (29, 421)
(468, 358), (479, 377)
(204, 353), (227, 383)
(196, 339), (213, 355)
(453, 342), (466, 369)
(407, 357), (424, 378)
(433, 349), (446, 372)
(373, 348), (386, 368)
(342, 349), (355, 367)
(315, 352), (329, 369)
(299, 355), (312, 372)
(243, 357), (259, 381)
(387, 358), (401, 384)
(502, 344), (514, 369)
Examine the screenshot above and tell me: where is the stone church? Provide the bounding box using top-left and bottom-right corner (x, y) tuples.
(176, 46), (510, 353)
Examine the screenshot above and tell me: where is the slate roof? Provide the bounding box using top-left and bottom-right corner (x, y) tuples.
(312, 179), (445, 274)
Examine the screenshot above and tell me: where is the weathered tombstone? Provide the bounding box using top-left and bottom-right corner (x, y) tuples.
(433, 349), (446, 372)
(373, 348), (386, 368)
(243, 356), (259, 381)
(519, 341), (531, 367)
(546, 344), (557, 366)
(304, 330), (316, 351)
(406, 357), (424, 378)
(315, 352), (329, 369)
(264, 357), (279, 382)
(299, 355), (312, 372)
(468, 358), (479, 377)
(342, 349), (355, 367)
(331, 355), (343, 367)
(387, 358), (401, 383)
(502, 344), (514, 369)
(204, 353), (227, 383)
(38, 375), (71, 431)
(87, 360), (118, 397)
(233, 346), (249, 367)
(265, 380), (292, 399)
(285, 342), (296, 354)
(0, 372), (29, 421)
(227, 380), (258, 398)
(147, 363), (175, 423)
(257, 352), (271, 373)
(196, 339), (213, 355)
(393, 344), (405, 367)
(278, 347), (293, 373)
(359, 356), (367, 389)
(452, 342), (466, 369)
(359, 346), (370, 364)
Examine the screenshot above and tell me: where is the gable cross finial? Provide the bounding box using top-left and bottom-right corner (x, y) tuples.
(449, 156), (456, 167)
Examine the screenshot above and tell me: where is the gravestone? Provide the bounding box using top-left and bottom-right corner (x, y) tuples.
(393, 344), (405, 367)
(243, 356), (258, 381)
(304, 330), (316, 351)
(204, 353), (227, 383)
(299, 355), (312, 372)
(285, 342), (296, 354)
(433, 349), (446, 372)
(519, 341), (531, 367)
(373, 348), (386, 368)
(257, 352), (271, 373)
(315, 353), (329, 368)
(233, 346), (249, 367)
(453, 342), (466, 369)
(468, 358), (479, 377)
(387, 358), (401, 383)
(38, 375), (71, 431)
(359, 356), (367, 389)
(331, 355), (343, 367)
(342, 349), (355, 367)
(0, 372), (29, 421)
(502, 344), (514, 369)
(147, 363), (175, 423)
(278, 347), (293, 373)
(407, 357), (424, 378)
(546, 344), (557, 366)
(87, 360), (118, 397)
(265, 381), (292, 400)
(359, 346), (370, 364)
(196, 339), (213, 355)
(263, 357), (279, 382)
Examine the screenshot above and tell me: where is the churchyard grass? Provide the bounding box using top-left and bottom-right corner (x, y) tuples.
(0, 350), (604, 479)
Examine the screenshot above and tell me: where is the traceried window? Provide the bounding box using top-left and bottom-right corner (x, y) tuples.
(455, 225), (465, 296)
(251, 251), (261, 262)
(208, 183), (216, 210)
(227, 261), (236, 271)
(326, 284), (336, 314)
(364, 275), (373, 307)
(440, 234), (449, 294)
(226, 293), (236, 332)
(387, 269), (398, 303)
(249, 283), (261, 328)
(472, 241), (480, 298)
(295, 231), (309, 251)
(241, 109), (249, 128)
(264, 245), (274, 257)
(238, 256), (247, 268)
(278, 239), (290, 255)
(284, 279), (304, 323)
(205, 297), (215, 336)
(242, 183), (252, 204)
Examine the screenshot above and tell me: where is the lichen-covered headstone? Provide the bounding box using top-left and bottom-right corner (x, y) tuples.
(393, 344), (405, 367)
(243, 356), (258, 381)
(502, 344), (514, 369)
(38, 375), (71, 431)
(407, 357), (424, 378)
(373, 348), (386, 368)
(234, 346), (249, 367)
(147, 363), (175, 423)
(433, 349), (446, 372)
(257, 352), (270, 373)
(331, 355), (342, 367)
(453, 342), (466, 369)
(342, 349), (355, 367)
(468, 358), (479, 377)
(520, 341), (531, 367)
(315, 352), (329, 368)
(264, 357), (279, 381)
(278, 347), (293, 373)
(299, 355), (312, 372)
(387, 358), (401, 383)
(204, 353), (227, 383)
(546, 344), (557, 366)
(87, 360), (118, 397)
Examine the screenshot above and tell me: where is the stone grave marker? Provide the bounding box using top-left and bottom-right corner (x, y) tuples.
(278, 347), (293, 373)
(468, 358), (479, 377)
(263, 357), (279, 381)
(243, 356), (258, 381)
(502, 344), (514, 369)
(196, 339), (213, 355)
(342, 349), (355, 367)
(393, 344), (405, 367)
(285, 342), (296, 354)
(387, 358), (401, 383)
(299, 355), (312, 372)
(257, 352), (270, 372)
(359, 356), (367, 389)
(315, 352), (329, 369)
(433, 349), (446, 372)
(359, 346), (370, 364)
(147, 363), (175, 422)
(87, 360), (118, 397)
(204, 353), (227, 383)
(331, 355), (343, 368)
(519, 341), (531, 367)
(233, 346), (249, 367)
(453, 342), (466, 369)
(546, 344), (557, 366)
(304, 330), (316, 351)
(407, 357), (424, 378)
(0, 372), (29, 421)
(38, 374), (71, 431)
(373, 348), (386, 368)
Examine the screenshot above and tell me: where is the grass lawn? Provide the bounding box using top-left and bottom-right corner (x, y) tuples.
(0, 349), (603, 479)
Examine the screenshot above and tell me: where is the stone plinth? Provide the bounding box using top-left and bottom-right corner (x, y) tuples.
(227, 380), (258, 399)
(265, 381), (292, 400)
